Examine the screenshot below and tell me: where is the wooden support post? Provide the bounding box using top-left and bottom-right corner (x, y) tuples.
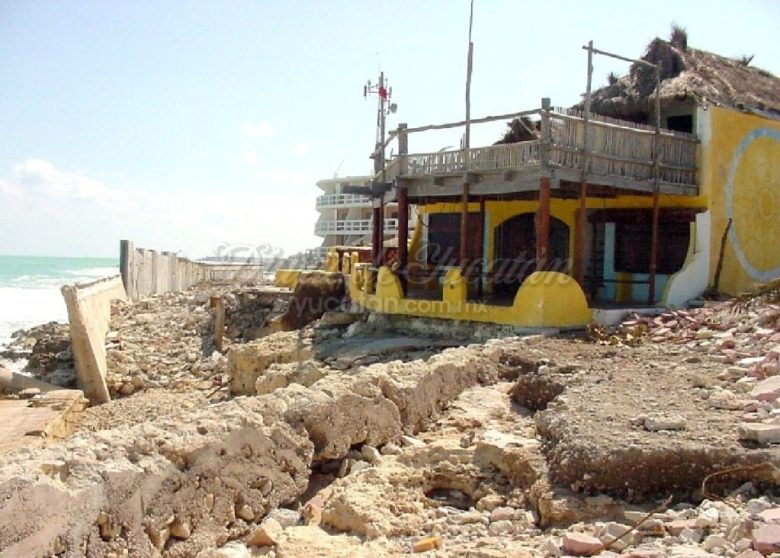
(536, 177), (551, 270)
(540, 98), (551, 169)
(648, 66), (662, 305)
(371, 205), (382, 267)
(478, 196), (486, 298)
(590, 214), (600, 300)
(378, 197), (385, 266)
(575, 194), (587, 284)
(649, 191), (661, 304)
(398, 183), (409, 294)
(210, 296), (225, 353)
(460, 182), (470, 267)
(575, 41), (594, 287)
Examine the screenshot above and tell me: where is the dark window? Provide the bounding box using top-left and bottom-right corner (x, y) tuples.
(666, 114), (693, 133)
(492, 213), (570, 295)
(427, 213), (482, 266)
(614, 221), (690, 274)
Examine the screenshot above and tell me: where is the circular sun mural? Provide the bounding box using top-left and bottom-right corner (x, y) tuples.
(726, 127), (780, 282)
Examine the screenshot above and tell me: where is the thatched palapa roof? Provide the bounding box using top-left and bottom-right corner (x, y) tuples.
(585, 34), (780, 122)
(494, 116), (540, 145)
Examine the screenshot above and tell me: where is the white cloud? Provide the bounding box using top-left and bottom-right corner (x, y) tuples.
(241, 149), (260, 167)
(11, 158), (126, 204)
(0, 178), (21, 197)
(252, 169), (319, 184)
(0, 159), (321, 258)
(292, 143), (311, 157)
(241, 121), (275, 138)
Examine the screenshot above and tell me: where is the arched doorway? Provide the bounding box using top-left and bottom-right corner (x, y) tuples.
(493, 213), (569, 296)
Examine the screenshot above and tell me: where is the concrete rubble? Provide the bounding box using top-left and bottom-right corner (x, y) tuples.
(0, 285), (778, 557)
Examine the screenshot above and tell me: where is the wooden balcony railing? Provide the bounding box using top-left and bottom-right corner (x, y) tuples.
(399, 141), (541, 178)
(548, 107), (698, 187)
(386, 107), (698, 192)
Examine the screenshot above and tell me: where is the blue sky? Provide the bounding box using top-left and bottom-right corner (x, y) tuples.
(1, 0), (778, 258)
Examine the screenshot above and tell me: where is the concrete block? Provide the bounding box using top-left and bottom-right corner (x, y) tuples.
(61, 276), (127, 403)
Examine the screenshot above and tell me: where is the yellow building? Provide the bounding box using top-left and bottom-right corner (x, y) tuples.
(347, 37), (780, 328)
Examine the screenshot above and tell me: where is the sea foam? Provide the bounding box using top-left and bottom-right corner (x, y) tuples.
(0, 260), (118, 351)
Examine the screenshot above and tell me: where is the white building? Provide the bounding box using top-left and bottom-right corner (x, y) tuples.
(314, 176), (412, 255)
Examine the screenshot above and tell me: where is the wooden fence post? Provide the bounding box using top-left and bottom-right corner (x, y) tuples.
(210, 296), (225, 352)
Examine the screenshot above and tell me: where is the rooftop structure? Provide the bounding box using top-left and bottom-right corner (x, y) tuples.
(347, 34), (780, 329)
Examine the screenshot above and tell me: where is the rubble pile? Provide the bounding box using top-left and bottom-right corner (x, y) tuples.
(104, 290), (229, 397)
(0, 322), (75, 387)
(614, 301), (780, 447)
(0, 339), (505, 556)
(545, 491), (780, 558)
(221, 287), (291, 342)
(2, 282), (780, 557)
(167, 368), (779, 558)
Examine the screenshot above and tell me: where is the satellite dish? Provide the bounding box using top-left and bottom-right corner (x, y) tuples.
(389, 103), (398, 113)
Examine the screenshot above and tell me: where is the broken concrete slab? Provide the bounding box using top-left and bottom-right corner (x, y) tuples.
(273, 380), (402, 461)
(228, 331), (313, 395)
(254, 361), (328, 396)
(0, 366), (65, 393)
(362, 345), (498, 433)
(738, 422), (780, 444)
(0, 389), (86, 454)
(61, 275), (127, 403)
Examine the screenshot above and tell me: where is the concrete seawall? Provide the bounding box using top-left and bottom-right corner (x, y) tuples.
(120, 239), (263, 300)
(61, 275), (128, 403)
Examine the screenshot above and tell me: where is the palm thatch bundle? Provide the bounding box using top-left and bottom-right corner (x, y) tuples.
(494, 116), (540, 144)
(581, 32), (780, 123)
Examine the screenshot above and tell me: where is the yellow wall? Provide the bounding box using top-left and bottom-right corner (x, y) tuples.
(349, 265), (591, 328)
(421, 193), (706, 276)
(700, 106), (780, 294)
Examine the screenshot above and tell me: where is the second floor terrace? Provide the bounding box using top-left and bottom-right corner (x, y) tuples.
(315, 217), (413, 236)
(377, 103), (699, 200)
(315, 192), (372, 209)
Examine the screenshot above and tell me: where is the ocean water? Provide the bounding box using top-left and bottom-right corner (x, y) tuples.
(0, 255), (119, 351)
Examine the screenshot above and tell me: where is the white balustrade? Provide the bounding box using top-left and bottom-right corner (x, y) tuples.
(315, 193), (372, 208)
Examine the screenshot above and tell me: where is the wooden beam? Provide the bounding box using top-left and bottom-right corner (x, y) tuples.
(576, 41), (594, 287)
(648, 66), (662, 305)
(582, 44), (658, 69)
(371, 206), (381, 267)
(460, 182), (470, 266)
(648, 189), (661, 304)
(575, 192), (587, 284)
(536, 177), (551, 270)
(393, 108), (542, 137)
(210, 296), (225, 353)
(398, 184), (409, 294)
(478, 196), (486, 297)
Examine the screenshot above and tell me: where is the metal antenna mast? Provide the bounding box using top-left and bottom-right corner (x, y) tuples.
(364, 72), (397, 266)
